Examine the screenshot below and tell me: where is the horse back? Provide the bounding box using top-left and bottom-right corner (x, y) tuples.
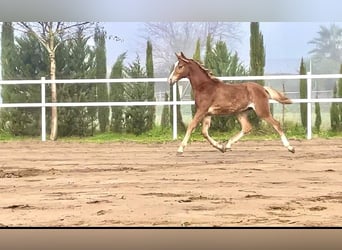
(205, 82), (268, 115)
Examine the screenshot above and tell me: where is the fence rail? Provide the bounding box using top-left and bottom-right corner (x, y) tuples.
(1, 73), (342, 141)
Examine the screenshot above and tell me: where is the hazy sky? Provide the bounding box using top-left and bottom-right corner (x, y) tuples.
(103, 22), (341, 74)
(0, 22), (340, 78)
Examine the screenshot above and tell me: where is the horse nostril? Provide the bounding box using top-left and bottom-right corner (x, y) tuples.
(168, 77), (174, 84)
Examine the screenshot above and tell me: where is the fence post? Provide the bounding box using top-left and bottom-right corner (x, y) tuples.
(41, 77), (46, 141)
(306, 67), (312, 140)
(172, 83), (178, 140)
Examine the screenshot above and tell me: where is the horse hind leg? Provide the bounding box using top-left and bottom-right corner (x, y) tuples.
(223, 112), (252, 152)
(253, 97), (295, 153)
(201, 116), (225, 153)
(262, 115), (295, 153)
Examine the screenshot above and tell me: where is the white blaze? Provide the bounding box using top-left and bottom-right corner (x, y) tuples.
(168, 61), (178, 83)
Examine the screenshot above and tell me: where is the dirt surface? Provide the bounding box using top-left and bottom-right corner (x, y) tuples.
(0, 138), (342, 227)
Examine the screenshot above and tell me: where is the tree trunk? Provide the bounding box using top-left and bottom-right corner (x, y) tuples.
(49, 51), (58, 140)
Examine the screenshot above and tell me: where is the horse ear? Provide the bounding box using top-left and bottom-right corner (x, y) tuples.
(177, 52), (190, 63)
(175, 52), (181, 58)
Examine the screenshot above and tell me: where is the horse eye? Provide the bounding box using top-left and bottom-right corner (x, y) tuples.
(178, 65), (184, 69)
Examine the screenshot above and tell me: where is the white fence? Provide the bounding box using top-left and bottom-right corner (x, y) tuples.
(0, 73), (342, 141)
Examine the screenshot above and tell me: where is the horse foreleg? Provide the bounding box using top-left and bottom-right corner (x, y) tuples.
(224, 112), (252, 151)
(177, 112), (205, 154)
(201, 116), (226, 152)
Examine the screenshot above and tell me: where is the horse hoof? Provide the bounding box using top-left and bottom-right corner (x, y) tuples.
(218, 147), (226, 153)
(288, 146), (295, 153)
(218, 142), (230, 153)
(177, 147), (184, 156)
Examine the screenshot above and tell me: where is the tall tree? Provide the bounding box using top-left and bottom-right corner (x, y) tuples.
(314, 96), (322, 133)
(1, 30), (48, 136)
(330, 64), (342, 131)
(124, 56), (153, 135)
(330, 83), (340, 131)
(94, 25), (109, 133)
(56, 28), (96, 137)
(160, 92), (170, 130)
(143, 22), (241, 76)
(204, 34), (214, 69)
(145, 40), (156, 131)
(193, 38), (201, 62)
(309, 24), (342, 63)
(0, 23), (17, 133)
(299, 58), (307, 129)
(308, 24), (342, 100)
(249, 22), (265, 128)
(204, 39), (248, 132)
(1, 22), (16, 79)
(16, 22), (93, 140)
(339, 65), (342, 127)
(250, 22), (265, 86)
(109, 52), (126, 133)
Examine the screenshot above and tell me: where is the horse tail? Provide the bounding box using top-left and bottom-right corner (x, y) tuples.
(263, 86), (292, 104)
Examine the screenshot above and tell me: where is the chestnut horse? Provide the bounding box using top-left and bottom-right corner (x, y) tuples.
(168, 52), (295, 154)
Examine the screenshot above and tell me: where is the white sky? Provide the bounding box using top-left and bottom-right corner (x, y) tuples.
(103, 22), (342, 74)
(0, 22), (340, 78)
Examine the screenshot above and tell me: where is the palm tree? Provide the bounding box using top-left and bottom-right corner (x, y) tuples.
(308, 24), (342, 62)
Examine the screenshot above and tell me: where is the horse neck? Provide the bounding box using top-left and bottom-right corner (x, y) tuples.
(188, 64), (212, 90)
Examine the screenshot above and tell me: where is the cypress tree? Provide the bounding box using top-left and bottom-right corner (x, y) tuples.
(94, 26), (109, 133)
(145, 40), (156, 131)
(193, 39), (201, 62)
(1, 30), (47, 136)
(338, 64), (342, 129)
(125, 56), (155, 135)
(0, 22), (17, 134)
(210, 41), (236, 132)
(250, 22), (265, 85)
(56, 29), (96, 137)
(330, 64), (342, 131)
(203, 38), (248, 132)
(330, 83), (340, 131)
(160, 92), (170, 130)
(249, 22), (265, 128)
(109, 52), (126, 133)
(299, 57), (307, 129)
(207, 40), (247, 132)
(0, 22), (20, 135)
(1, 22), (16, 79)
(314, 98), (322, 132)
(204, 34), (214, 69)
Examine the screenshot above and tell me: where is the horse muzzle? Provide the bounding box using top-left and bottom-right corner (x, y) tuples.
(168, 76), (176, 85)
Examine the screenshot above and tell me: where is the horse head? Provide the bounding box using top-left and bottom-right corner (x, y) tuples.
(168, 52), (191, 85)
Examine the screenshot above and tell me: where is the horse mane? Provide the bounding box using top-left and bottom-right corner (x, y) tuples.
(189, 59), (221, 83)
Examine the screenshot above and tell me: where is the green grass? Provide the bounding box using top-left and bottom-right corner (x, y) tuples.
(60, 127), (175, 144)
(0, 132), (40, 141)
(1, 124), (341, 143)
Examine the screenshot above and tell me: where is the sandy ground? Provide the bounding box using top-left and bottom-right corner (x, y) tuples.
(0, 138), (342, 227)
